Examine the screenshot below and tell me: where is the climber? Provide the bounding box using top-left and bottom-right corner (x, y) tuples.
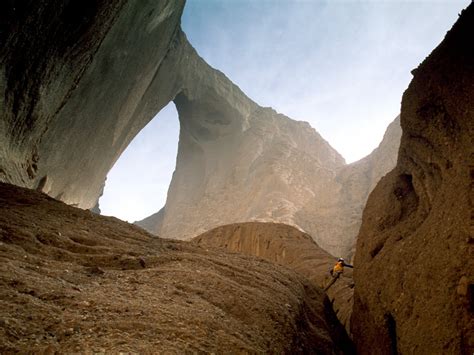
(324, 258), (353, 291)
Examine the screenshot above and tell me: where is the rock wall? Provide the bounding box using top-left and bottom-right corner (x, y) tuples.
(294, 117), (401, 258)
(0, 0), (186, 207)
(193, 222), (355, 335)
(0, 0), (126, 188)
(157, 100), (347, 243)
(352, 5), (473, 354)
(1, 1), (399, 259)
(142, 113), (400, 259)
(136, 38), (401, 258)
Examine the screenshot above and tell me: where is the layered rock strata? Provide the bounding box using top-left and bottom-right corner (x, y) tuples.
(352, 5), (474, 354)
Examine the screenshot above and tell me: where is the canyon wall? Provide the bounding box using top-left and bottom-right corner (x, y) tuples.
(293, 117), (401, 257)
(2, 1), (471, 352)
(156, 103), (345, 245)
(1, 1), (400, 258)
(193, 222), (355, 334)
(352, 5), (473, 354)
(0, 0), (186, 207)
(141, 115), (400, 259)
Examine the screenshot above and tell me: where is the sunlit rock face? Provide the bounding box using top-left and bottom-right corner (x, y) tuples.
(295, 117), (402, 258)
(352, 5), (473, 354)
(193, 222), (355, 335)
(141, 108), (400, 259)
(1, 0), (399, 258)
(160, 89), (347, 245)
(0, 0), (186, 207)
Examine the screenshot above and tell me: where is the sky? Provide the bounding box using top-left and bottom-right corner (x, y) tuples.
(100, 0), (470, 222)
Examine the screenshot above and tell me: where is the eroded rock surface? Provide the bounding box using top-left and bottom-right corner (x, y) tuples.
(193, 222), (354, 334)
(0, 0), (186, 207)
(294, 117), (401, 257)
(1, 1), (399, 258)
(352, 5), (474, 354)
(0, 183), (353, 353)
(142, 113), (400, 259)
(156, 103), (344, 244)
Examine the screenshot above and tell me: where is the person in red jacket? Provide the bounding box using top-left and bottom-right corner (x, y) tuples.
(324, 258), (353, 291)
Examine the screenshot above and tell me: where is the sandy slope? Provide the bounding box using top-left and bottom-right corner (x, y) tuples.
(193, 222), (354, 335)
(0, 183), (353, 353)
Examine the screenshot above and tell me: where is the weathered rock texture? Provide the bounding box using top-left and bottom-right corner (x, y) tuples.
(0, 0), (186, 206)
(142, 115), (400, 259)
(157, 106), (343, 245)
(0, 182), (354, 353)
(294, 117), (401, 258)
(352, 5), (474, 354)
(0, 1), (399, 258)
(193, 222), (354, 335)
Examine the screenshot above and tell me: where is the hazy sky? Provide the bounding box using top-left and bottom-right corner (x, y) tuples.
(100, 0), (469, 222)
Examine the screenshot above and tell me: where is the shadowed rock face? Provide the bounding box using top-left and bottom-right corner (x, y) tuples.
(352, 5), (474, 354)
(0, 0), (186, 206)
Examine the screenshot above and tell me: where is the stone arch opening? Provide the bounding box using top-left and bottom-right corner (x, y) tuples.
(98, 102), (179, 223)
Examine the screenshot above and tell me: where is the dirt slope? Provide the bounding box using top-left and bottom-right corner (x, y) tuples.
(352, 4), (474, 354)
(193, 222), (354, 334)
(0, 182), (353, 353)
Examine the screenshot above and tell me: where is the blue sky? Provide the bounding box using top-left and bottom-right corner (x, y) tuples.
(100, 0), (469, 222)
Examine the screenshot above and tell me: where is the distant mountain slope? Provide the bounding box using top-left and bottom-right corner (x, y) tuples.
(294, 116), (401, 258)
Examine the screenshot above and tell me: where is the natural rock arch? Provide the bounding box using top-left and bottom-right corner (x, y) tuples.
(0, 1), (399, 258)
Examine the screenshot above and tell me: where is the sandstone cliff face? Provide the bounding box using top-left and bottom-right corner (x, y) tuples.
(135, 31), (401, 258)
(193, 222), (355, 334)
(352, 5), (473, 354)
(157, 101), (346, 242)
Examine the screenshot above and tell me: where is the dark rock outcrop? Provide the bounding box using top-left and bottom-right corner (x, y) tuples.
(352, 5), (473, 354)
